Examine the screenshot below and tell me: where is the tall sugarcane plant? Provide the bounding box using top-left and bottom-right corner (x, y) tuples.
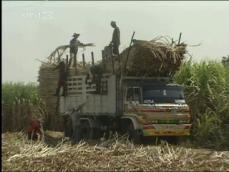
(2, 82), (46, 132)
(174, 59), (229, 148)
(2, 82), (40, 105)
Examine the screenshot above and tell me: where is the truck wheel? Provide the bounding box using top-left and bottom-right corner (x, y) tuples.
(127, 123), (142, 144)
(80, 120), (93, 140)
(176, 136), (189, 145)
(63, 116), (73, 138)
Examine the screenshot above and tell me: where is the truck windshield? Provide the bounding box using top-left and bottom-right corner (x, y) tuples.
(143, 86), (185, 103)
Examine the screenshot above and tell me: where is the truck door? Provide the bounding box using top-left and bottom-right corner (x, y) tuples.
(125, 87), (142, 104)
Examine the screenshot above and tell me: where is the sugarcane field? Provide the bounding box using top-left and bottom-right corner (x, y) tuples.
(2, 2), (229, 172)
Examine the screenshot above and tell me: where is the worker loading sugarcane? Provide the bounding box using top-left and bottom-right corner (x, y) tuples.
(53, 59), (67, 96)
(110, 21), (120, 56)
(48, 33), (95, 97)
(27, 118), (43, 141)
(39, 24), (191, 144)
(69, 33), (94, 67)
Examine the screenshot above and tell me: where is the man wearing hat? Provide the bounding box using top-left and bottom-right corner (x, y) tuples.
(69, 33), (94, 67)
(110, 21), (120, 56)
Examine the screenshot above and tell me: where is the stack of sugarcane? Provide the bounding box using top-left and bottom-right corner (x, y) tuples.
(38, 61), (89, 131)
(38, 62), (60, 131)
(111, 37), (187, 77)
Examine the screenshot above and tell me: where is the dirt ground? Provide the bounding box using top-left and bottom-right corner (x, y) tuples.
(2, 132), (229, 172)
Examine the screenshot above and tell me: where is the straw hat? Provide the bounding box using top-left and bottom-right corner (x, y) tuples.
(73, 33), (80, 37)
(111, 21), (116, 25)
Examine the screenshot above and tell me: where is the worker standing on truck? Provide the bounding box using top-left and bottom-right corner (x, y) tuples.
(110, 21), (120, 56)
(69, 33), (94, 67)
(53, 59), (67, 96)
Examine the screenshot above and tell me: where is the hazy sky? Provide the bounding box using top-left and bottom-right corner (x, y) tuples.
(2, 1), (229, 83)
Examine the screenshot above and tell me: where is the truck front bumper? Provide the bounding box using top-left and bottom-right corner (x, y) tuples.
(142, 124), (191, 136)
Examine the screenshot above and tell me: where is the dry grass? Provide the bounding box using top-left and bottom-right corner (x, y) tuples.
(2, 132), (229, 172)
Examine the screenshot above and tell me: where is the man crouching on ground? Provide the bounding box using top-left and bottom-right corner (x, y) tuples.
(27, 118), (44, 141)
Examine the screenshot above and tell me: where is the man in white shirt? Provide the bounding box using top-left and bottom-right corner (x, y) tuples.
(69, 33), (94, 67)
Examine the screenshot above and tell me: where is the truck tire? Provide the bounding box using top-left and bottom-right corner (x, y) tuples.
(63, 116), (73, 138)
(80, 120), (93, 140)
(176, 136), (190, 145)
(127, 122), (142, 144)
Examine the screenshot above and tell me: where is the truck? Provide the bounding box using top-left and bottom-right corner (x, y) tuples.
(57, 45), (191, 143)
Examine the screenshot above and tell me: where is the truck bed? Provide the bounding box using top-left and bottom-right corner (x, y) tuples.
(59, 74), (117, 116)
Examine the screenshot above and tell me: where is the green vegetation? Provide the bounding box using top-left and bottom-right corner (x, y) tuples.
(175, 58), (229, 148)
(2, 82), (40, 105)
(2, 82), (45, 132)
(2, 58), (229, 149)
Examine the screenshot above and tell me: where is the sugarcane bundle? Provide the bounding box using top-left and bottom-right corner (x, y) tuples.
(38, 63), (59, 130)
(116, 38), (187, 77)
(38, 61), (90, 130)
